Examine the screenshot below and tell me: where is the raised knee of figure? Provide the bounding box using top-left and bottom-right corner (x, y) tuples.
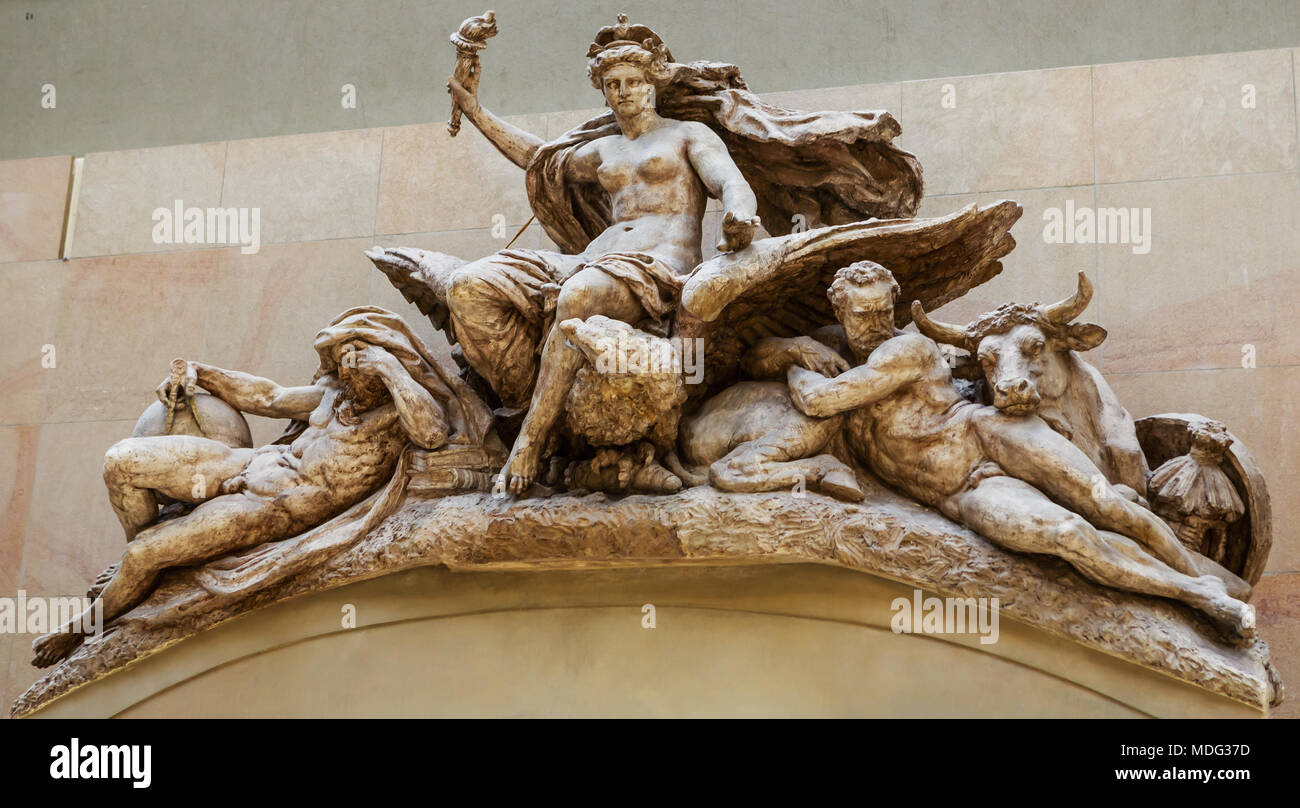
(554, 273), (606, 320)
(102, 440), (135, 484)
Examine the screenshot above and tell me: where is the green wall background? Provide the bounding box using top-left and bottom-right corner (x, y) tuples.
(3, 0), (1299, 159)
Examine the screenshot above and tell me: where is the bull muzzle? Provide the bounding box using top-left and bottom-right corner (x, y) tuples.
(992, 378), (1041, 414)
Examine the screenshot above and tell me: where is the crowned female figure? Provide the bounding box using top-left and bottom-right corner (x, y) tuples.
(441, 15), (924, 494)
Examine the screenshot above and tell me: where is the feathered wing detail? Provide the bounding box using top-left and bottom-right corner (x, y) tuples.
(680, 201), (1023, 347)
(364, 246), (467, 334)
(526, 60), (924, 254)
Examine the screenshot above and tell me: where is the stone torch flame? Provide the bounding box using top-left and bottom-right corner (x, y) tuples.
(448, 10), (498, 137)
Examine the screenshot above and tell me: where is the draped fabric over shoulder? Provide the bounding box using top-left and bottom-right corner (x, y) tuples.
(311, 306), (494, 446)
(526, 60), (924, 255)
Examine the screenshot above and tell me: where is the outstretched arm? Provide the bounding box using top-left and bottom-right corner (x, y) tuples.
(447, 77), (544, 169)
(787, 338), (925, 418)
(744, 336), (851, 379)
(164, 361), (325, 420)
(685, 123), (760, 251)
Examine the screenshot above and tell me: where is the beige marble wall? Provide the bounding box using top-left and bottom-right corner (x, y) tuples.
(0, 157), (71, 263)
(1, 47), (1297, 716)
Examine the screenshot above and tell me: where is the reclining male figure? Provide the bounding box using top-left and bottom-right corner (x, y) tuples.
(31, 308), (459, 666)
(684, 262), (1255, 639)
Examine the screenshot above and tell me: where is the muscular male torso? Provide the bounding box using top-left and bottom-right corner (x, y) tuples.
(227, 380), (409, 520)
(838, 334), (995, 506)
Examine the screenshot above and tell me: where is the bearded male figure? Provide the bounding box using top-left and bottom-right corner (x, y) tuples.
(442, 15), (922, 495)
(683, 263), (1255, 640)
(31, 307), (493, 666)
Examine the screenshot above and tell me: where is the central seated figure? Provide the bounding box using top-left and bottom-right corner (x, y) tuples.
(445, 17), (762, 494)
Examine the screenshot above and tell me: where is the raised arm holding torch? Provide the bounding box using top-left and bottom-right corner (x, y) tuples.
(447, 10), (497, 136)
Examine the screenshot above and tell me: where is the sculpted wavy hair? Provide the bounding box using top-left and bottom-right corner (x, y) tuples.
(964, 303), (1067, 341)
(828, 261), (900, 310)
(587, 44), (676, 92)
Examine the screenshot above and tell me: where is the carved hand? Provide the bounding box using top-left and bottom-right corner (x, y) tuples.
(717, 210), (761, 253)
(446, 77), (480, 117)
(787, 365), (825, 416)
(156, 359), (199, 407)
(791, 336), (851, 377)
(342, 343), (400, 376)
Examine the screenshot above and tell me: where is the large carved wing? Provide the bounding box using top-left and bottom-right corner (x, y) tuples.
(680, 201), (1022, 345)
(364, 246), (467, 333)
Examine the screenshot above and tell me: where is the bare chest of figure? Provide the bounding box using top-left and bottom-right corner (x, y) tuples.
(595, 127), (706, 219)
(846, 377), (984, 500)
(290, 387), (405, 473)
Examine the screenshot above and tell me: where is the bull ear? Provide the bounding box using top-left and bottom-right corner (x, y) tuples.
(1064, 322), (1107, 352)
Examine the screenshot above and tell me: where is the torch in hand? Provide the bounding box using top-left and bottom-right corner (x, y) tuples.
(448, 10), (498, 137)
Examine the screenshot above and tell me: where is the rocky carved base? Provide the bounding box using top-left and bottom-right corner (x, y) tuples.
(12, 479), (1281, 717)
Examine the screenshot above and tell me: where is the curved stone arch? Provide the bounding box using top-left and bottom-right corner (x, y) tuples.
(23, 564), (1259, 719)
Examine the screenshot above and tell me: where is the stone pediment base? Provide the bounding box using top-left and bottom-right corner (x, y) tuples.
(13, 481), (1280, 717)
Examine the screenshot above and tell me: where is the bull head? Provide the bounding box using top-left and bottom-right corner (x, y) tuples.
(910, 272), (1107, 415)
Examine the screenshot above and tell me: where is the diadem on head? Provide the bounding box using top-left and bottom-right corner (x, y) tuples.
(586, 14), (675, 90)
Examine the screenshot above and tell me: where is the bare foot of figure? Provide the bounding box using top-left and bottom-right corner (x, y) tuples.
(1189, 554), (1252, 601)
(504, 435), (541, 496)
(632, 457), (683, 494)
(86, 562), (119, 600)
(1199, 580), (1257, 645)
(818, 468), (865, 502)
(32, 631), (84, 668)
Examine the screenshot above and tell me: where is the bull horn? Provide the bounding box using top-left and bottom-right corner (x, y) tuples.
(1041, 271), (1093, 324)
(910, 300), (967, 347)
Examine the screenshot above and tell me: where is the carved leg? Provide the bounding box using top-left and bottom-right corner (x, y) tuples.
(949, 476), (1254, 642)
(709, 425), (861, 501)
(971, 410), (1250, 600)
(103, 435), (253, 541)
(32, 491), (299, 667)
(504, 267), (644, 495)
(680, 380), (854, 498)
(86, 563), (119, 599)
